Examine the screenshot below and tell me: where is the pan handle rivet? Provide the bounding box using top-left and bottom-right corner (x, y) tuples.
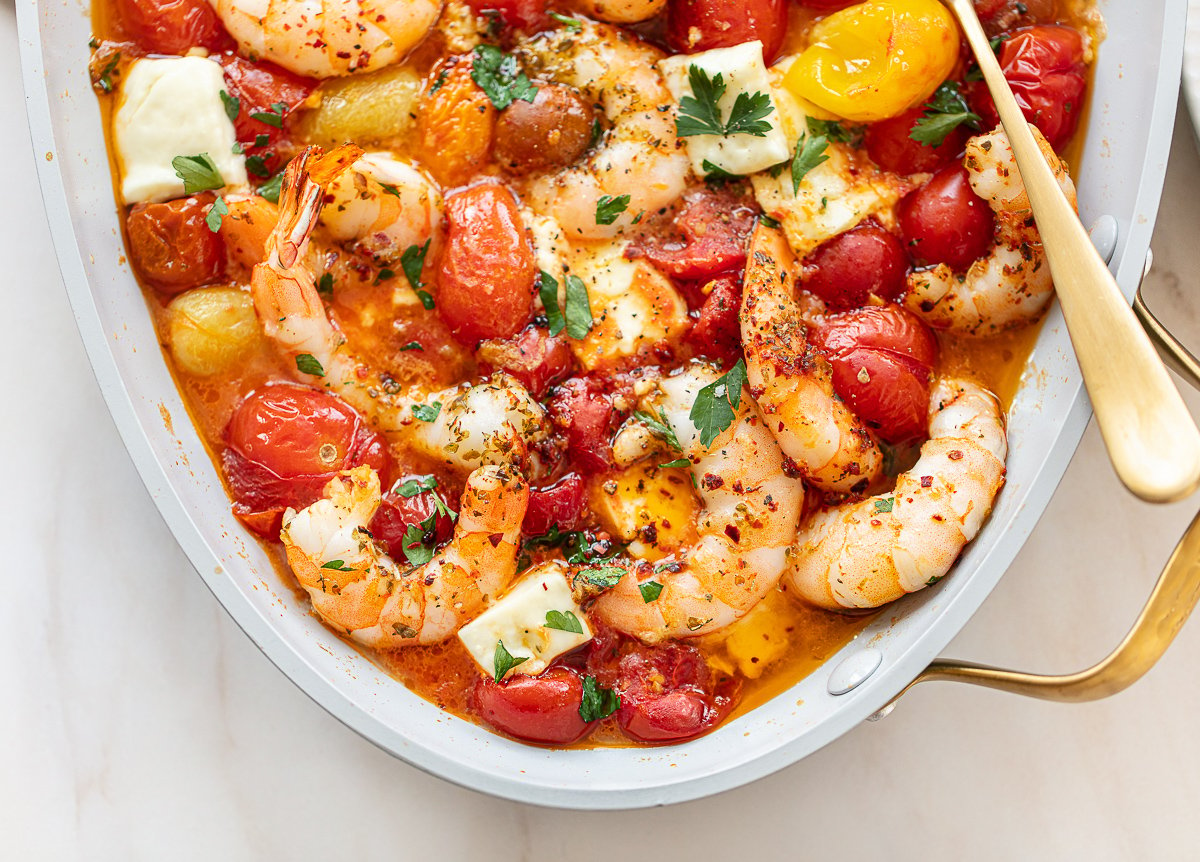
(827, 648), (882, 696)
(1088, 214), (1119, 264)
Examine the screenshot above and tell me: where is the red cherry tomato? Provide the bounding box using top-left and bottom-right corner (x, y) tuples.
(802, 223), (909, 311)
(810, 305), (938, 442)
(115, 0), (231, 54)
(477, 325), (576, 399)
(627, 187), (758, 282)
(222, 385), (390, 535)
(688, 273), (744, 366)
(864, 106), (969, 176)
(472, 666), (592, 745)
(524, 474), (586, 537)
(126, 194), (226, 295)
(548, 377), (621, 473)
(612, 645), (740, 743)
(217, 55), (317, 177)
(438, 184), (537, 345)
(369, 476), (456, 556)
(968, 25), (1087, 151)
(462, 0), (549, 31)
(666, 0), (787, 65)
(898, 164), (995, 271)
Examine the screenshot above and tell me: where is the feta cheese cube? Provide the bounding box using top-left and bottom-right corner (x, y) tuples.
(458, 562), (592, 679)
(113, 56), (248, 204)
(659, 41), (791, 177)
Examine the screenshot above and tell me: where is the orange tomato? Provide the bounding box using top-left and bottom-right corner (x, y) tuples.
(416, 56), (497, 187)
(783, 0), (959, 123)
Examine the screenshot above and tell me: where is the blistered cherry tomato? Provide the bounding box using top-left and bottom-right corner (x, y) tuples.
(688, 274), (744, 365)
(898, 164), (995, 271)
(973, 0), (1056, 31)
(115, 0), (231, 54)
(477, 326), (576, 399)
(548, 377), (620, 473)
(217, 56), (317, 175)
(222, 385), (390, 535)
(802, 223), (908, 310)
(627, 188), (758, 281)
(612, 646), (740, 743)
(369, 476), (456, 556)
(438, 184), (537, 345)
(494, 84), (595, 175)
(524, 474), (586, 537)
(126, 193), (226, 294)
(463, 0), (549, 31)
(864, 106), (969, 175)
(783, 0), (959, 123)
(472, 666), (592, 745)
(968, 25), (1086, 151)
(666, 0), (787, 64)
(810, 305), (937, 442)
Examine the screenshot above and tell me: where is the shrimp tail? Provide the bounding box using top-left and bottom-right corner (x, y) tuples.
(272, 144), (364, 268)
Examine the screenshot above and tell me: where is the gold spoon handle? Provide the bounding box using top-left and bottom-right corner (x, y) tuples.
(948, 0), (1200, 503)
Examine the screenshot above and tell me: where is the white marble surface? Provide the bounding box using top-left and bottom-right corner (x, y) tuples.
(8, 6), (1200, 858)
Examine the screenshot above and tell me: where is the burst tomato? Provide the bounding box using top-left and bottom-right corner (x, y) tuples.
(115, 0), (231, 55)
(438, 184), (537, 345)
(666, 0), (787, 64)
(898, 164), (995, 271)
(608, 645), (740, 743)
(216, 56), (316, 178)
(126, 193), (226, 295)
(548, 377), (620, 474)
(463, 0), (550, 31)
(627, 187), (758, 282)
(477, 326), (576, 399)
(472, 666), (592, 745)
(688, 273), (744, 366)
(802, 223), (909, 310)
(524, 474), (586, 537)
(810, 305), (938, 442)
(369, 476), (456, 557)
(864, 106), (969, 175)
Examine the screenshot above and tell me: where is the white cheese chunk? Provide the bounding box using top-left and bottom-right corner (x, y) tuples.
(113, 56), (248, 204)
(458, 562), (592, 679)
(659, 41), (790, 177)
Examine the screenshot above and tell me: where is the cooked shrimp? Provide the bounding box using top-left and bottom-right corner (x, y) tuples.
(519, 20), (690, 239)
(282, 464), (529, 647)
(740, 223), (883, 495)
(787, 377), (1007, 610)
(319, 152), (443, 266)
(210, 0), (443, 79)
(905, 125), (1078, 336)
(248, 145), (551, 469)
(568, 0), (667, 24)
(589, 363), (805, 643)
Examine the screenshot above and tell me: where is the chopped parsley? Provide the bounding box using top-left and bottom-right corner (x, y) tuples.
(249, 101), (287, 128)
(676, 65), (774, 139)
(374, 267), (396, 286)
(634, 407), (682, 451)
(244, 154), (272, 179)
(204, 196), (228, 233)
(401, 514), (439, 567)
(759, 214), (781, 229)
(171, 154), (224, 194)
(94, 51), (121, 94)
(701, 159), (738, 181)
(399, 341), (424, 352)
(873, 496), (895, 514)
(579, 676), (620, 722)
(544, 610), (584, 634)
(539, 271), (593, 340)
(320, 559), (355, 572)
(909, 81), (982, 147)
(379, 182), (402, 198)
(219, 89), (240, 122)
(411, 401), (442, 423)
(805, 117), (858, 145)
(595, 193), (630, 226)
(295, 353), (324, 377)
(401, 240), (434, 308)
(639, 580), (664, 603)
(257, 171), (284, 204)
(689, 359), (748, 448)
(316, 272), (334, 297)
(470, 45), (538, 110)
(791, 133), (830, 194)
(493, 640), (530, 682)
(550, 11), (582, 30)
(394, 475), (438, 498)
(574, 566), (625, 589)
(659, 458), (690, 469)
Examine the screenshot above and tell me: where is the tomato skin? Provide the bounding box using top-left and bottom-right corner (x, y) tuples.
(126, 194), (226, 295)
(628, 187), (758, 282)
(898, 164), (995, 271)
(477, 326), (576, 399)
(369, 478), (456, 557)
(967, 25), (1087, 150)
(548, 377), (620, 473)
(223, 385), (390, 535)
(666, 0), (787, 64)
(115, 0), (231, 55)
(472, 667), (592, 745)
(438, 184), (537, 345)
(524, 474), (586, 537)
(688, 274), (744, 366)
(217, 55), (317, 176)
(864, 106), (968, 176)
(609, 646), (740, 744)
(463, 0), (549, 31)
(798, 0), (861, 9)
(802, 223), (909, 311)
(810, 305), (937, 442)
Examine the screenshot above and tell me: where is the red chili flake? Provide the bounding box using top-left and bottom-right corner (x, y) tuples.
(702, 473), (725, 490)
(724, 524), (741, 543)
(948, 450), (964, 461)
(487, 532), (503, 547)
(920, 476), (933, 488)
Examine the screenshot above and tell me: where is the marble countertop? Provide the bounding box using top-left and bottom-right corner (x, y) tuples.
(8, 5), (1200, 857)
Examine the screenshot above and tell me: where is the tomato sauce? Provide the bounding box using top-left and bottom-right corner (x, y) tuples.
(91, 0), (1097, 747)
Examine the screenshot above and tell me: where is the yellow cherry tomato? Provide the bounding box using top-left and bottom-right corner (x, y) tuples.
(784, 0), (960, 123)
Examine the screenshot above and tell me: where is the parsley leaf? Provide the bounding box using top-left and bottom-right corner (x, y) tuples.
(676, 64), (774, 139)
(634, 407), (682, 451)
(95, 51), (121, 94)
(172, 154), (224, 194)
(595, 193), (631, 226)
(401, 516), (438, 567)
(701, 159), (737, 181)
(204, 196), (228, 233)
(379, 183), (402, 198)
(659, 458), (690, 469)
(254, 133), (271, 148)
(399, 341), (423, 352)
(295, 353), (324, 377)
(539, 271), (566, 337)
(374, 267), (395, 286)
(493, 640), (530, 682)
(394, 475), (437, 497)
(320, 559), (355, 572)
(219, 89), (240, 122)
(873, 496), (895, 514)
(411, 402), (442, 423)
(759, 214), (781, 229)
(317, 272), (334, 297)
(544, 610), (584, 634)
(549, 11), (582, 30)
(401, 240), (434, 308)
(249, 101), (287, 128)
(257, 171), (283, 204)
(564, 275), (593, 340)
(639, 580), (664, 603)
(909, 81), (982, 147)
(689, 359), (747, 447)
(574, 566), (625, 589)
(806, 117), (857, 144)
(579, 675), (620, 722)
(470, 45), (538, 110)
(245, 154), (272, 179)
(791, 133), (830, 194)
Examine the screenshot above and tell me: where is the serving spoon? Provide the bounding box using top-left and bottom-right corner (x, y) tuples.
(944, 0), (1200, 503)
